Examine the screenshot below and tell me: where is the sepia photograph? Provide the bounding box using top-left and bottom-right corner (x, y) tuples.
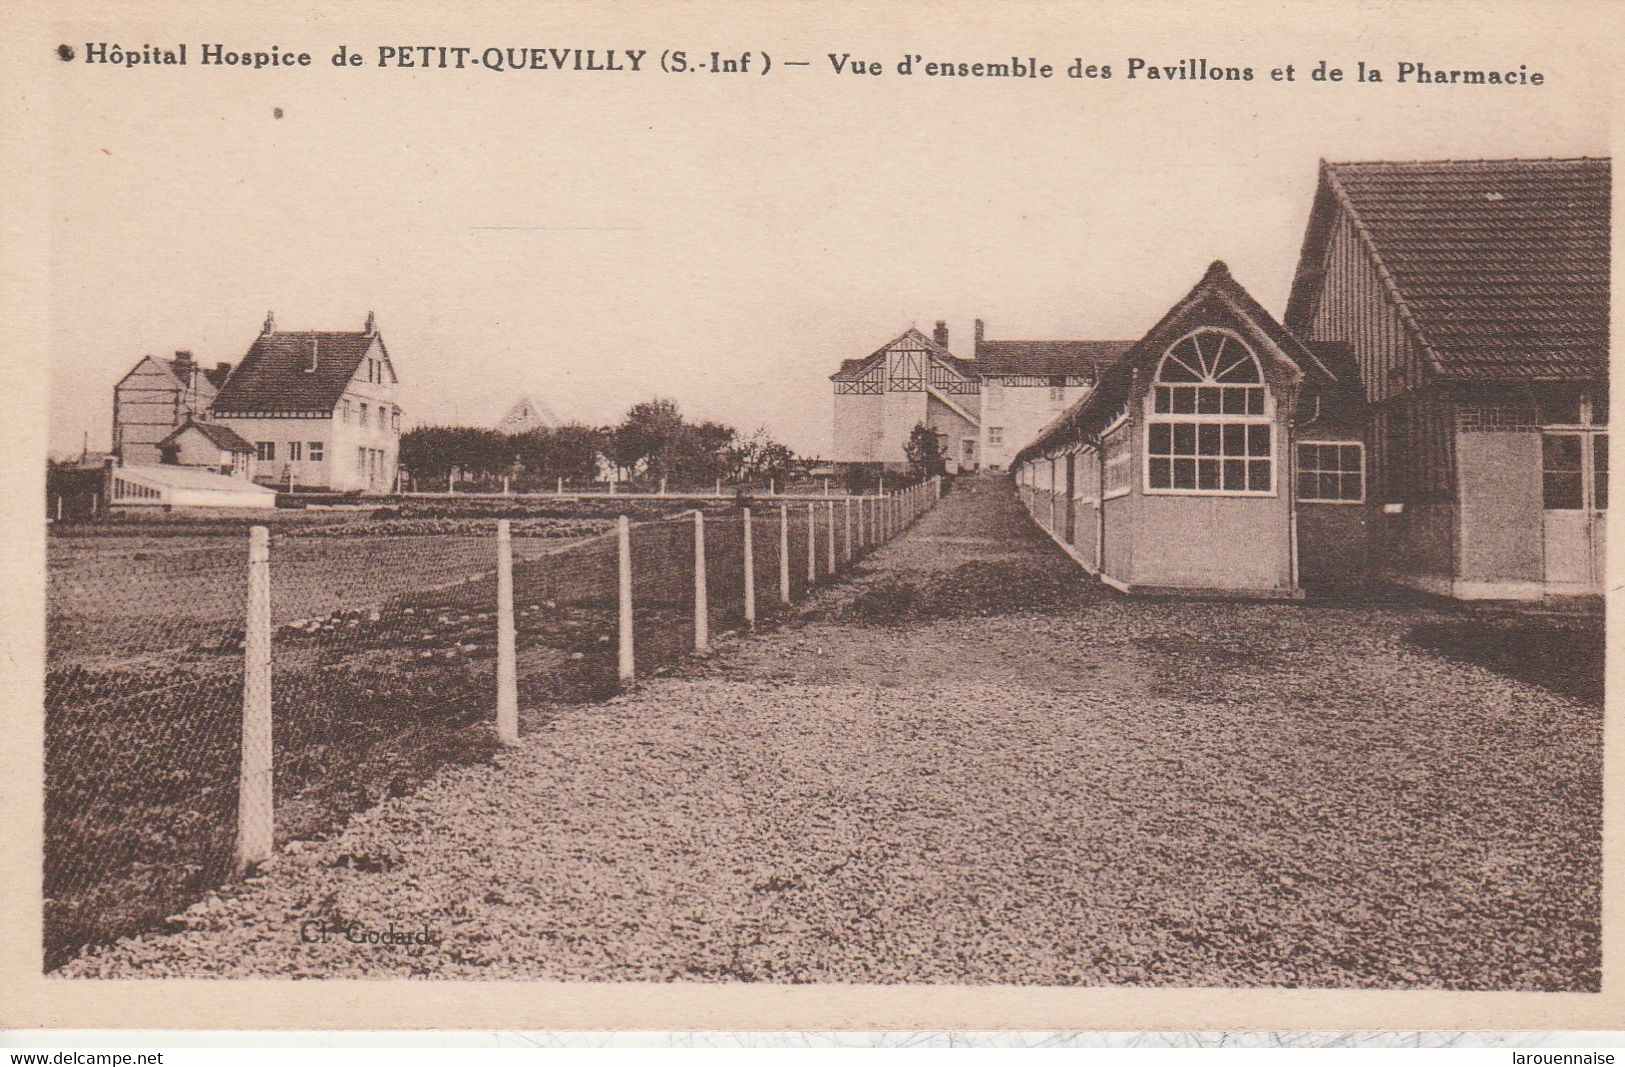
(1, 0), (1620, 1042)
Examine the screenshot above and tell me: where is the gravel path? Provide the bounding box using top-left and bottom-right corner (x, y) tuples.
(59, 478), (1602, 989)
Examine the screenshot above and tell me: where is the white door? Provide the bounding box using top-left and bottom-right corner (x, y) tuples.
(1542, 431), (1606, 589)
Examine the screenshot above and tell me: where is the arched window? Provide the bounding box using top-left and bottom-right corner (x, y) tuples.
(1146, 328), (1273, 494)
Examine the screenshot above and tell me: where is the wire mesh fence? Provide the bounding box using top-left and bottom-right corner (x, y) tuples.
(42, 479), (940, 970)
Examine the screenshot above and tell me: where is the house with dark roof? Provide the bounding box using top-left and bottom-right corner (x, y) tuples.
(829, 320), (1131, 471)
(973, 324), (1134, 469)
(208, 311), (403, 492)
(111, 350), (234, 465)
(1010, 157), (1609, 600)
(1284, 157), (1609, 597)
(157, 419), (256, 479)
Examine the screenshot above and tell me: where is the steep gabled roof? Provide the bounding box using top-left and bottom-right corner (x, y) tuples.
(159, 419), (254, 453)
(1015, 262), (1335, 465)
(1286, 157), (1610, 382)
(972, 339), (1135, 379)
(211, 327), (392, 414)
(829, 327), (975, 381)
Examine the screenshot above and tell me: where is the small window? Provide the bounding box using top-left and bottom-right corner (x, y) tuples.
(1050, 386), (1066, 403)
(287, 441), (303, 462)
(391, 409), (401, 432)
(341, 400), (351, 422)
(1296, 442), (1364, 502)
(360, 403), (369, 427)
(308, 441), (325, 462)
(357, 446), (367, 473)
(989, 427), (1004, 445)
(255, 441), (275, 462)
(1595, 433), (1608, 510)
(1542, 434), (1584, 510)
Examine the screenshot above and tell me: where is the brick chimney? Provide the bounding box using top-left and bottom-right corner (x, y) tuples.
(364, 310), (376, 335)
(974, 318), (985, 347)
(933, 320), (949, 349)
(262, 310), (276, 335)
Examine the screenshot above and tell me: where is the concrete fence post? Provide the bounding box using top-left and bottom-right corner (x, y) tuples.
(742, 506), (756, 629)
(843, 498), (852, 564)
(617, 515), (634, 685)
(692, 509), (709, 653)
(715, 477), (722, 497)
(661, 476), (668, 496)
(825, 500), (835, 574)
(502, 475), (511, 497)
(495, 519), (519, 746)
(806, 502), (817, 583)
(448, 470), (454, 495)
(778, 504), (791, 603)
(235, 525), (274, 875)
(557, 476), (564, 495)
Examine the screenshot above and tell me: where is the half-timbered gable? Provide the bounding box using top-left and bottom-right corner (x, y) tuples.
(830, 324), (981, 470)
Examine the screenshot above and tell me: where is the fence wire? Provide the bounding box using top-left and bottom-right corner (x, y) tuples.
(43, 484), (936, 971)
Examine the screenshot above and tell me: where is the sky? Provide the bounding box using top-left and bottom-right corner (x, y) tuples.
(35, 1), (1614, 459)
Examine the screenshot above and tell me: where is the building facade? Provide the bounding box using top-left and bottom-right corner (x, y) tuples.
(111, 351), (233, 465)
(1014, 157), (1609, 601)
(156, 419), (255, 479)
(829, 324), (982, 471)
(208, 311), (403, 493)
(973, 325), (1132, 470)
(830, 321), (1129, 472)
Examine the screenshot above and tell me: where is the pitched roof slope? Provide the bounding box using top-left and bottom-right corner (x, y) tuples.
(211, 329), (388, 413)
(972, 340), (1135, 379)
(829, 327), (975, 381)
(160, 419), (253, 452)
(1015, 262), (1334, 466)
(1302, 158), (1609, 381)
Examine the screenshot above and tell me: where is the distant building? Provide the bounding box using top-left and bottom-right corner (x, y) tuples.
(156, 419), (255, 479)
(829, 324), (981, 472)
(828, 320), (1130, 472)
(973, 327), (1132, 470)
(111, 351), (232, 465)
(497, 395), (561, 434)
(208, 311), (403, 493)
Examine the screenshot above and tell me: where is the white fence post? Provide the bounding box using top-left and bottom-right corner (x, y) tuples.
(617, 515), (634, 685)
(778, 504), (791, 603)
(495, 519), (519, 746)
(557, 476), (564, 495)
(806, 502), (817, 583)
(742, 506), (756, 629)
(235, 525), (273, 874)
(843, 498), (852, 563)
(502, 475), (511, 496)
(693, 509), (709, 653)
(825, 500), (835, 573)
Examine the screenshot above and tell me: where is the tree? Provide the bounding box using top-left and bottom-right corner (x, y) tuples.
(904, 422), (948, 480)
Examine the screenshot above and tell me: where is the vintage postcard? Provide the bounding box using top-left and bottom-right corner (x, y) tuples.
(1, 0), (1620, 1035)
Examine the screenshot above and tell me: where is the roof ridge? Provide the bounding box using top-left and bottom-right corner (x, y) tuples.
(1326, 156), (1609, 167)
(1320, 164), (1450, 378)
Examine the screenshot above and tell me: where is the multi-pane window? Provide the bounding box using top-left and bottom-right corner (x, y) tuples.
(341, 400), (351, 422)
(255, 441), (275, 462)
(1296, 443), (1364, 502)
(988, 427), (1004, 445)
(360, 403), (369, 427)
(1050, 386), (1067, 403)
(308, 441), (324, 462)
(1146, 329), (1272, 493)
(391, 409), (401, 432)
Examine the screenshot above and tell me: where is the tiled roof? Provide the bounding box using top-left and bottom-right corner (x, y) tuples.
(972, 340), (1135, 379)
(1014, 262), (1334, 466)
(1317, 158), (1610, 381)
(160, 419), (253, 453)
(211, 329), (389, 413)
